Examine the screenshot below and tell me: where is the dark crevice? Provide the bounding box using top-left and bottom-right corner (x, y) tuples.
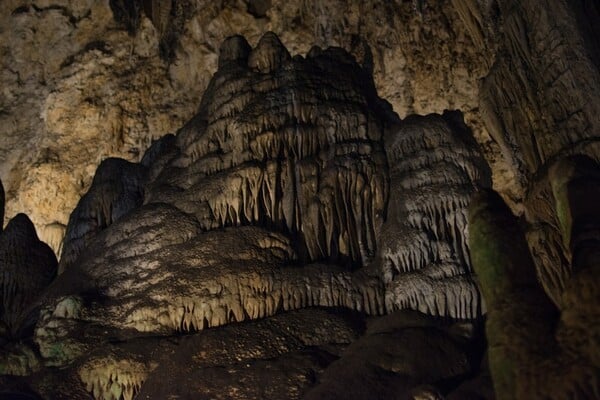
(109, 0), (143, 35)
(60, 41), (112, 69)
(11, 6), (30, 15)
(30, 4), (91, 27)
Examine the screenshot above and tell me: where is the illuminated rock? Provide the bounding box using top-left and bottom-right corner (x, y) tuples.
(9, 33), (489, 399)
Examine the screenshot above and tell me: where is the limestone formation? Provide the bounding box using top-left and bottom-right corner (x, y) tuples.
(0, 0), (494, 251)
(379, 112), (492, 319)
(59, 158), (148, 271)
(0, 213), (57, 338)
(472, 1), (600, 313)
(0, 34), (496, 399)
(468, 178), (600, 399)
(32, 37), (397, 366)
(0, 0), (597, 397)
(145, 33), (392, 268)
(0, 1), (193, 254)
(1, 2), (598, 275)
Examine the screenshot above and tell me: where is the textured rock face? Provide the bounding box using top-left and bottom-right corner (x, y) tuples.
(5, 1), (596, 264)
(380, 112), (491, 318)
(1, 3), (597, 304)
(0, 1), (598, 399)
(468, 158), (600, 399)
(146, 32), (391, 268)
(0, 0), (493, 254)
(0, 35), (492, 399)
(0, 213), (56, 337)
(35, 33), (484, 335)
(463, 0), (600, 310)
(479, 1), (600, 185)
(59, 157), (147, 272)
(0, 0), (194, 253)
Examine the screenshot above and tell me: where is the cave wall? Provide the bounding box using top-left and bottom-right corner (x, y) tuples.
(0, 0), (194, 254)
(0, 0), (598, 302)
(1, 0), (494, 255)
(0, 1), (598, 398)
(472, 0), (600, 302)
(479, 0), (600, 194)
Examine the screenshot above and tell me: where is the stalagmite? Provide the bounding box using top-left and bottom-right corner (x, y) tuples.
(377, 112), (491, 318)
(59, 158), (148, 273)
(142, 32), (391, 267)
(469, 186), (600, 399)
(3, 33), (504, 399)
(0, 213), (57, 336)
(248, 32), (291, 73)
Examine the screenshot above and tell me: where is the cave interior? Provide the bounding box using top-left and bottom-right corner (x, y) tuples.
(0, 1), (599, 399)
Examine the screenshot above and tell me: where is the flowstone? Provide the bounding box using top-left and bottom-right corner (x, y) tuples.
(1, 33), (496, 399)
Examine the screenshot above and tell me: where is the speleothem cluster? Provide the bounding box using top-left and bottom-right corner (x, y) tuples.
(0, 33), (598, 400)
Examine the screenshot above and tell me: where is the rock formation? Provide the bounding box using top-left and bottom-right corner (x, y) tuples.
(0, 1), (598, 399)
(0, 33), (497, 399)
(0, 198), (57, 377)
(0, 212), (57, 339)
(380, 112), (491, 318)
(468, 158), (600, 399)
(0, 0), (495, 254)
(59, 158), (148, 273)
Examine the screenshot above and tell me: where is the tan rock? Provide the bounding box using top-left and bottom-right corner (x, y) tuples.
(0, 1), (493, 253)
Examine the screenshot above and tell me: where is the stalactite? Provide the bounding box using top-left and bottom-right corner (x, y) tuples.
(144, 33), (390, 267)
